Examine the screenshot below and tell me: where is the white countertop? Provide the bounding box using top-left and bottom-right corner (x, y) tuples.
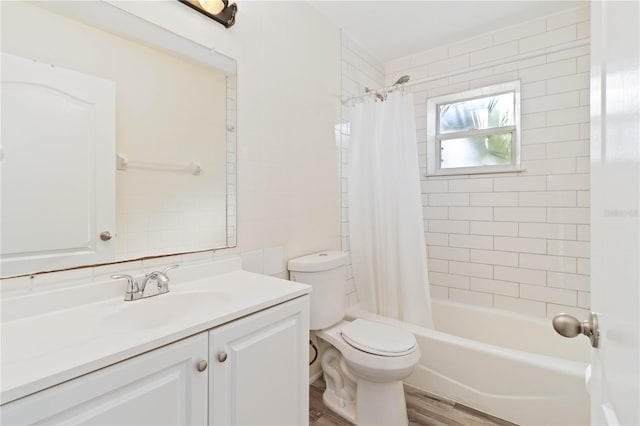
(1, 258), (310, 404)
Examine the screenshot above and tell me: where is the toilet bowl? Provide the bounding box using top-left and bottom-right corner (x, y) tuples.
(288, 251), (420, 426)
(318, 319), (420, 383)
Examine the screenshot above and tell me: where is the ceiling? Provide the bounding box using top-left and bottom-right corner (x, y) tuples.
(308, 1), (585, 63)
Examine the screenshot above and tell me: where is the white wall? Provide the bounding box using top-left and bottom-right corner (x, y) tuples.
(384, 6), (591, 319)
(229, 2), (342, 276)
(1, 1), (341, 286)
(124, 0), (343, 269)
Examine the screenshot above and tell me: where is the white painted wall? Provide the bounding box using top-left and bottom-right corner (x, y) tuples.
(1, 2), (341, 286)
(339, 7), (591, 320)
(115, 0), (343, 274)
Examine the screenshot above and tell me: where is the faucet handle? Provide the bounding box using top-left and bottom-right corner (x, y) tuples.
(154, 265), (178, 293)
(111, 274), (141, 301)
(162, 264), (179, 275)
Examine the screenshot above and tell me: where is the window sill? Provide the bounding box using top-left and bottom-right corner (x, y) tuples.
(425, 167), (525, 178)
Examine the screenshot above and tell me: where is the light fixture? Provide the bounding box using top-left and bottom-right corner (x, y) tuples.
(179, 0), (237, 28)
(198, 0), (224, 15)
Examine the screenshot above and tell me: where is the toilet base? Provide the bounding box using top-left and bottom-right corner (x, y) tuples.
(356, 379), (408, 426)
(316, 322), (417, 426)
(320, 346), (357, 424)
(322, 386), (356, 424)
(322, 376), (409, 426)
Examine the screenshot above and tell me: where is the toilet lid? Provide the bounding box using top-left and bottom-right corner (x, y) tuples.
(340, 319), (416, 357)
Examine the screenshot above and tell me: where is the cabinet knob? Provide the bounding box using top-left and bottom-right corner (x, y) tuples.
(217, 352), (228, 363)
(197, 360), (208, 372)
(100, 231), (112, 241)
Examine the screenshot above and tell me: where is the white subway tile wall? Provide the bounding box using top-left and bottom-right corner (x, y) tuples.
(341, 6), (591, 319)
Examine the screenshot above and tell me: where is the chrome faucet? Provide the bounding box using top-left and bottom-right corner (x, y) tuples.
(140, 265), (179, 295)
(111, 265), (179, 301)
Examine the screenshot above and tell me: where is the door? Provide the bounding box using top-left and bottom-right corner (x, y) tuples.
(209, 297), (309, 426)
(0, 333), (209, 425)
(1, 53), (115, 277)
(590, 1), (640, 425)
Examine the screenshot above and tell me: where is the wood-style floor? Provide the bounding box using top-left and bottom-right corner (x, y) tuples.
(309, 378), (518, 426)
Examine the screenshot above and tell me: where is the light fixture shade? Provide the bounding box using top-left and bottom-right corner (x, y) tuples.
(179, 0), (237, 28)
(198, 0), (224, 15)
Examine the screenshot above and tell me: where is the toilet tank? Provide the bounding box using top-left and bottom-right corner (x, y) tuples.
(288, 251), (348, 330)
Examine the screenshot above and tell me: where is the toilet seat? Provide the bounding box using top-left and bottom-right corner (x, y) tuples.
(316, 319), (421, 385)
(340, 319), (416, 357)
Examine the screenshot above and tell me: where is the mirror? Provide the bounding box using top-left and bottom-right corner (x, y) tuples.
(1, 1), (236, 277)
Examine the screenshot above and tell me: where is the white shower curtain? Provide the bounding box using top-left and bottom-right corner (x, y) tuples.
(348, 92), (433, 328)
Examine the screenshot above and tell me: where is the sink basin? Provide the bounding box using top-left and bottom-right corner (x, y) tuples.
(104, 291), (229, 331)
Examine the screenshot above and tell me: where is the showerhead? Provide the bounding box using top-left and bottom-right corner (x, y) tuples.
(393, 75), (410, 85)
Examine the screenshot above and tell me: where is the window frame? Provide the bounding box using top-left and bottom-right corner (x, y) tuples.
(426, 81), (521, 176)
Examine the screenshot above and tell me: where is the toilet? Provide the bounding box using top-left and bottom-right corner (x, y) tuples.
(288, 251), (420, 426)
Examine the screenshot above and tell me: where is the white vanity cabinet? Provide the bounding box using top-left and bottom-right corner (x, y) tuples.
(0, 333), (209, 425)
(209, 296), (309, 425)
(0, 296), (309, 426)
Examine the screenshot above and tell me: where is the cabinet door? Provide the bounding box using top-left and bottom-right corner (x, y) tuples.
(209, 296), (309, 426)
(1, 52), (115, 277)
(1, 333), (208, 425)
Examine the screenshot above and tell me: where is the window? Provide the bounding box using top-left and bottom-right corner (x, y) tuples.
(426, 81), (521, 176)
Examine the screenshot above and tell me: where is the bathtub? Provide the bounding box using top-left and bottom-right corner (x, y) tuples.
(347, 300), (590, 426)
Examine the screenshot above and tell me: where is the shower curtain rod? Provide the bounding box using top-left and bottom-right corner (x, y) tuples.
(342, 39), (589, 104)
